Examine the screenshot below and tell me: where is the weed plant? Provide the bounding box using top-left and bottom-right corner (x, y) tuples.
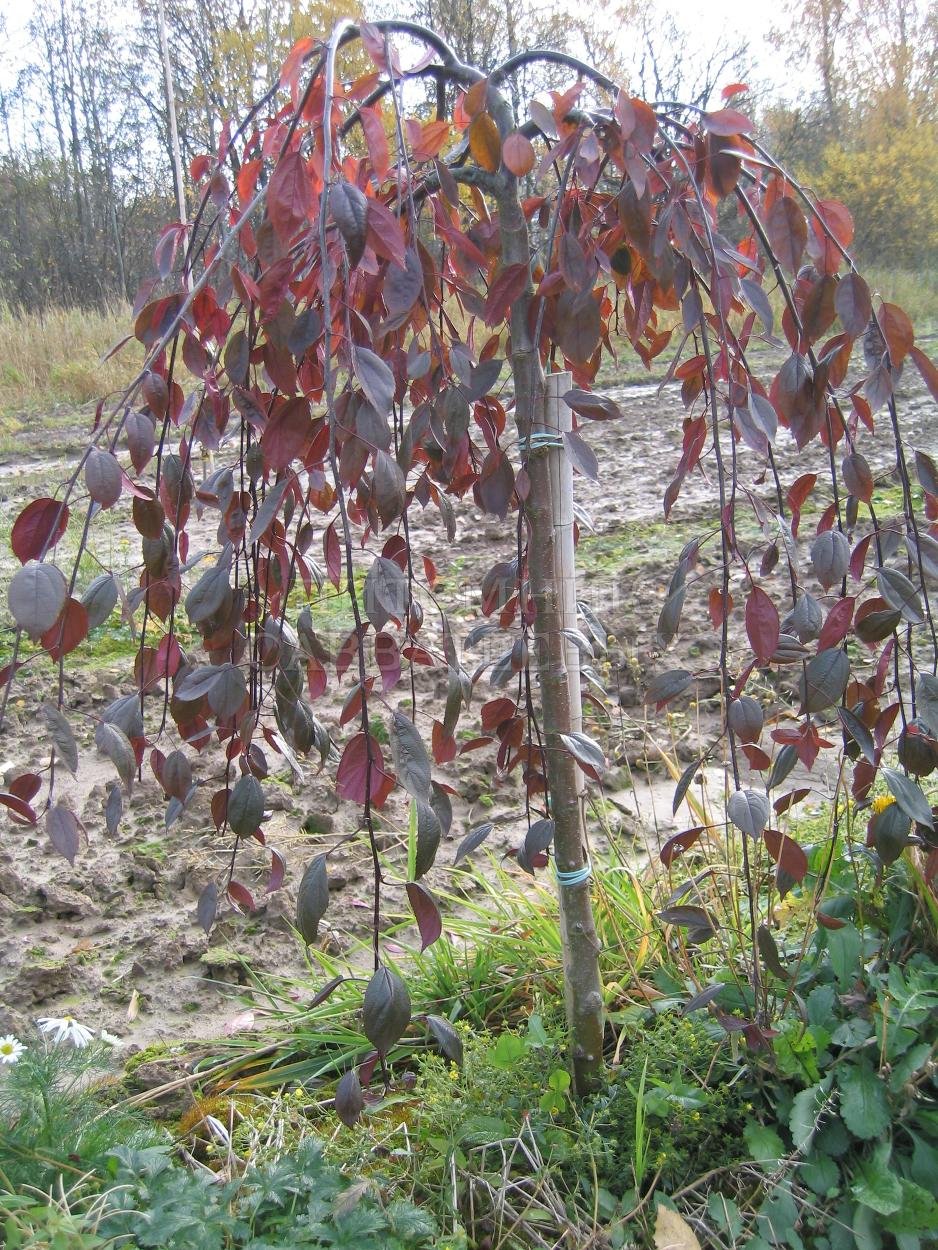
(0, 1036), (164, 1191)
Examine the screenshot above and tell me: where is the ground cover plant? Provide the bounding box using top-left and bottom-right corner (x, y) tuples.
(2, 9), (938, 1248)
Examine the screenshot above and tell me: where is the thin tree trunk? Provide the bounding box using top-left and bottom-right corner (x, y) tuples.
(490, 91), (605, 1094)
(158, 0), (187, 230)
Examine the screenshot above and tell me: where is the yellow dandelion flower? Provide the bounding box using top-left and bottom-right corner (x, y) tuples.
(872, 795), (896, 814)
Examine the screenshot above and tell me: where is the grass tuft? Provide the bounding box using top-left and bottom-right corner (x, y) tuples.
(0, 301), (141, 417)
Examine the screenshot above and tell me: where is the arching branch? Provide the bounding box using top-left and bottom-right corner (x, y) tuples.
(490, 49), (616, 96)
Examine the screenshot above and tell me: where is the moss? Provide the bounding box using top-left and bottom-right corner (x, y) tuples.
(577, 519), (692, 578)
(589, 1010), (750, 1197)
(199, 946), (245, 970)
(133, 839), (168, 863)
(123, 1040), (182, 1077)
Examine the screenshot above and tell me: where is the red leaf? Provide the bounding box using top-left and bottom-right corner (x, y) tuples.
(708, 587), (730, 630)
(267, 150), (312, 244)
(660, 826), (707, 867)
(910, 345), (938, 402)
(365, 198), (407, 266)
(818, 597), (855, 651)
(41, 597), (89, 661)
(228, 880), (258, 912)
(483, 263), (529, 326)
(262, 397), (313, 470)
(11, 498), (69, 563)
(503, 131), (536, 176)
(702, 108), (753, 135)
(877, 302), (915, 366)
(766, 197), (807, 274)
(360, 104), (390, 179)
(335, 733), (395, 807)
(481, 698), (517, 732)
(432, 720), (457, 764)
(405, 881), (442, 950)
(375, 632), (401, 692)
(408, 118), (451, 160)
(307, 656), (328, 700)
(762, 828), (808, 883)
(126, 412), (156, 473)
(849, 534), (872, 583)
(746, 586), (780, 664)
(266, 848), (286, 894)
(787, 472), (817, 513)
(8, 772), (41, 803)
(476, 449), (514, 519)
(0, 791), (38, 825)
(835, 272), (872, 338)
(774, 788), (811, 816)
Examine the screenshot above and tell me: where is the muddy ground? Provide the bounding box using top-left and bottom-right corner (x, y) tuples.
(0, 351), (935, 1054)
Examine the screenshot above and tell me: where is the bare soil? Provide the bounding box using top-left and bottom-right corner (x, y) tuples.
(0, 358), (935, 1055)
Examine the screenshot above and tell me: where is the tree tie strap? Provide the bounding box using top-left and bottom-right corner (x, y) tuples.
(525, 429), (565, 454)
(554, 858), (592, 888)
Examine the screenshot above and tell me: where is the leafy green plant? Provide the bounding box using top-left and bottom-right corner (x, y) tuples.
(591, 1011), (751, 1201)
(0, 1035), (165, 1191)
(96, 1138), (436, 1250)
(0, 1190), (112, 1250)
(741, 943), (938, 1248)
(323, 1015), (601, 1248)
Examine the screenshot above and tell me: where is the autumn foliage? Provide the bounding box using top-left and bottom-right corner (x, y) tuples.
(2, 18), (938, 1086)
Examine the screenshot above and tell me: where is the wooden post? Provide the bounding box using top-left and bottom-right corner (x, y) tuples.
(544, 371), (584, 750)
(522, 370), (604, 1093)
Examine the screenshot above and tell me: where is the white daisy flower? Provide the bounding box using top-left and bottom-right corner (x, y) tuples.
(36, 1015), (95, 1048)
(0, 1034), (24, 1065)
(99, 1030), (124, 1048)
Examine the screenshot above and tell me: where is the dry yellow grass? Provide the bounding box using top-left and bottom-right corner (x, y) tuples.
(0, 302), (143, 416)
(0, 267), (933, 421)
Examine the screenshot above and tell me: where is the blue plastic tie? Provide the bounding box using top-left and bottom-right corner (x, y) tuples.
(554, 858), (593, 888)
(525, 430), (565, 454)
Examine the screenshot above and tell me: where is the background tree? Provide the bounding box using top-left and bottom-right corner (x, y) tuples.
(764, 0), (938, 266)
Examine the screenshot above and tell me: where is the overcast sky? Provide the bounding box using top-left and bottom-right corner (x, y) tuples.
(0, 0), (802, 102)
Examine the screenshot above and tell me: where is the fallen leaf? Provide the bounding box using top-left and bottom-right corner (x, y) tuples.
(654, 1206), (701, 1250)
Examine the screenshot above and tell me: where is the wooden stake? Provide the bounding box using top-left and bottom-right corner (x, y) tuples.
(545, 371), (583, 747)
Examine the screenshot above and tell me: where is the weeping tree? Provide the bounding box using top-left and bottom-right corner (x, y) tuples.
(2, 18), (937, 1098)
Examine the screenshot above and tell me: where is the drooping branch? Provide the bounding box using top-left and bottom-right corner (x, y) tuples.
(490, 48), (616, 96)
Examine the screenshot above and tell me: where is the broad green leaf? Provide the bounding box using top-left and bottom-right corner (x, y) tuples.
(790, 1078), (831, 1152)
(839, 1062), (890, 1141)
(882, 767), (934, 829)
(826, 921), (862, 988)
(851, 1149), (902, 1216)
(744, 1121), (785, 1169)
